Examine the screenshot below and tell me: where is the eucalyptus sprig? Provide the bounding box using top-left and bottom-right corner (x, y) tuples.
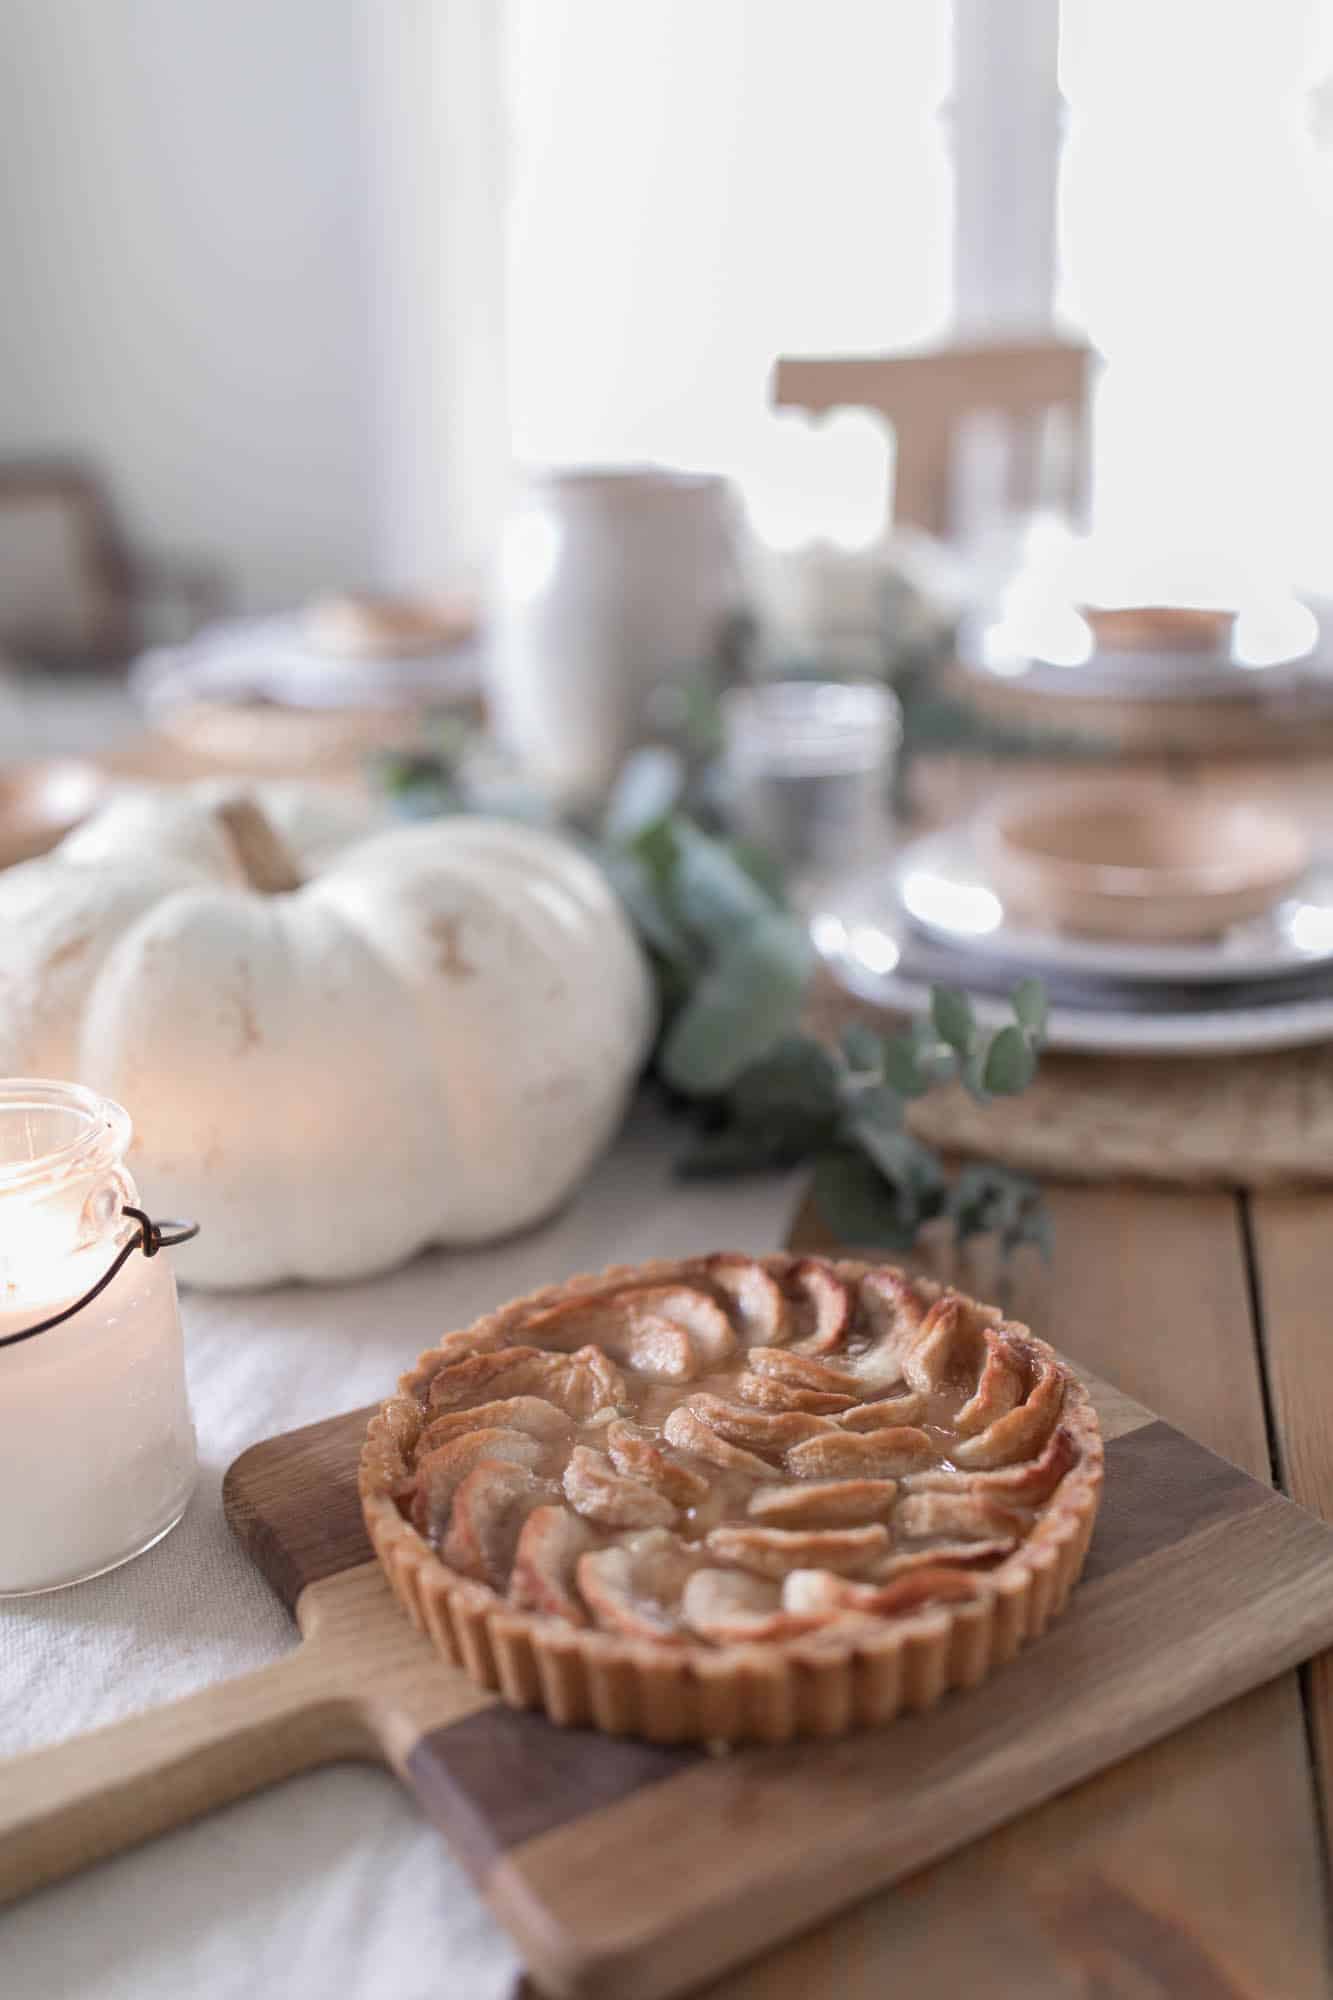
(375, 732), (1049, 1259)
(602, 804), (1048, 1258)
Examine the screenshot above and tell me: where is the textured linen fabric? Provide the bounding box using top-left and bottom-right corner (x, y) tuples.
(0, 1101), (800, 1999)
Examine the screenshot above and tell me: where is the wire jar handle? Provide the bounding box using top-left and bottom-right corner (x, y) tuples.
(0, 1208), (200, 1352)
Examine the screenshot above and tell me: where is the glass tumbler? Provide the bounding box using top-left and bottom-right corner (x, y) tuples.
(722, 679), (902, 900)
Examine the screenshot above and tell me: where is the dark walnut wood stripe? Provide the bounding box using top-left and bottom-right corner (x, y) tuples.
(1081, 1420), (1268, 1583)
(398, 1423), (1265, 1867)
(492, 1502), (1333, 2000)
(224, 1406), (375, 1608)
(405, 1707), (699, 1873)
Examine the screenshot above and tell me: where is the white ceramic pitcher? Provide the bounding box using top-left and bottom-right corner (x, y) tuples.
(488, 467), (747, 808)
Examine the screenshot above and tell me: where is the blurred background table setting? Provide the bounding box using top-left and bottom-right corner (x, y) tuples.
(8, 4), (1333, 1995)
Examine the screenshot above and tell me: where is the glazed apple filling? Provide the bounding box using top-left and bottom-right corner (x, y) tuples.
(398, 1256), (1081, 1646)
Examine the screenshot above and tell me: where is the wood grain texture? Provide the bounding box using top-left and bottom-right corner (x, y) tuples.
(769, 1184), (1331, 2000)
(212, 1269), (1333, 2000)
(8, 1185), (1333, 2000)
(0, 1564), (488, 1908)
(224, 1405), (377, 1609)
(492, 1490), (1333, 2000)
(1248, 1190), (1333, 1849)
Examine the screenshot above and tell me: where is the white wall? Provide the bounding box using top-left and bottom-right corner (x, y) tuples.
(0, 0), (378, 609)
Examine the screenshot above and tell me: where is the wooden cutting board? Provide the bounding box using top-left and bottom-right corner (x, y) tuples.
(7, 1362), (1333, 2000)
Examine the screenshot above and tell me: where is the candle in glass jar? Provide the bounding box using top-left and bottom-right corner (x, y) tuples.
(0, 1080), (196, 1596)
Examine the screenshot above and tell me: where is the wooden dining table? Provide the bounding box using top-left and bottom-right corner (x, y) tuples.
(667, 749), (1333, 1998)
(632, 1174), (1320, 2000)
(12, 724), (1333, 1994)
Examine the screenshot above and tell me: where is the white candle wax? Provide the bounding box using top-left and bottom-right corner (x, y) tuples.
(0, 1082), (197, 1596)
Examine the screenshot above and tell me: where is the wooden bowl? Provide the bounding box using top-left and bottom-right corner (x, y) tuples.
(0, 759), (109, 869)
(1080, 605), (1237, 656)
(981, 789), (1310, 941)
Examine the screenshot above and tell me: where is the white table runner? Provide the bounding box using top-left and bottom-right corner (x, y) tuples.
(1, 1102), (801, 2000)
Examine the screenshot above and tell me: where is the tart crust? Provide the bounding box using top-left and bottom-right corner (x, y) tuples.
(360, 1255), (1104, 1744)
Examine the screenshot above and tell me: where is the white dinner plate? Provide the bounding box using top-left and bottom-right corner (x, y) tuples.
(958, 615), (1321, 703)
(893, 828), (1333, 985)
(133, 615), (479, 716)
(814, 908), (1333, 1057)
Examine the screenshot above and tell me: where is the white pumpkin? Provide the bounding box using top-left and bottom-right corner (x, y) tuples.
(0, 784), (653, 1289)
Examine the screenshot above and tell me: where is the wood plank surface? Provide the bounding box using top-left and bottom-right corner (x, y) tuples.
(214, 1367), (1333, 2000)
(10, 1181), (1330, 1997)
(721, 1182), (1330, 2000)
(1247, 1189), (1333, 1851)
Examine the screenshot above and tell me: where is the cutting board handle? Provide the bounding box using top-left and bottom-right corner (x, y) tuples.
(0, 1640), (377, 1906)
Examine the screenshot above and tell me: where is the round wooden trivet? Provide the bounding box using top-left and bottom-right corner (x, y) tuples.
(904, 1042), (1333, 1189)
(807, 975), (1333, 1188)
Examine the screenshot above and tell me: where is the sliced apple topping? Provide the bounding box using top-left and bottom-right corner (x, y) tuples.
(836, 1390), (927, 1431)
(522, 1283), (735, 1380)
(747, 1478), (900, 1528)
(427, 1343), (626, 1420)
(746, 1346), (862, 1395)
(700, 1254), (784, 1345)
(681, 1568), (822, 1645)
(907, 1424), (1077, 1503)
(411, 1427), (552, 1539)
(509, 1504), (599, 1623)
(895, 1490), (1028, 1544)
(397, 1256), (1092, 1659)
(441, 1460), (556, 1589)
(872, 1538), (1016, 1580)
(782, 1259), (853, 1353)
(783, 1565), (984, 1619)
(562, 1445), (679, 1529)
(904, 1296), (989, 1394)
(577, 1529), (696, 1642)
(953, 1326), (1026, 1436)
(951, 1340), (1065, 1469)
(606, 1420), (709, 1508)
(733, 1370), (856, 1417)
(785, 1425), (937, 1482)
(856, 1267), (932, 1368)
(418, 1395), (574, 1455)
(680, 1393), (835, 1459)
(705, 1522), (889, 1580)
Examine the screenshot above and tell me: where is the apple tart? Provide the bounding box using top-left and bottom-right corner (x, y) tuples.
(360, 1254), (1103, 1743)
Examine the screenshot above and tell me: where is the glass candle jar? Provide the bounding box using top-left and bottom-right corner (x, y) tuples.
(0, 1081), (196, 1595)
(722, 679), (902, 901)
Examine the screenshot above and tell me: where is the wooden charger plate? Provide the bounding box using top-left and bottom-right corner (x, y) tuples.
(4, 1349), (1333, 1997)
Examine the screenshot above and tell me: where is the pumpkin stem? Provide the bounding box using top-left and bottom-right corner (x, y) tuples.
(215, 797), (305, 895)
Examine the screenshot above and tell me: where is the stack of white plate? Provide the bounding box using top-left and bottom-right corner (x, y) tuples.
(814, 824), (1333, 1057)
(958, 597), (1328, 709)
(133, 611), (479, 717)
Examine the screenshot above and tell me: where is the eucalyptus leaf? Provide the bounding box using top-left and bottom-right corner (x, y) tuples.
(675, 1121), (811, 1178)
(602, 746), (687, 843)
(365, 732), (1053, 1263)
(930, 985), (976, 1057)
(669, 821), (776, 945)
(730, 1036), (841, 1128)
(659, 911), (813, 1095)
(839, 1021), (883, 1077)
(812, 1149), (920, 1252)
(850, 1086), (945, 1210)
(599, 849), (696, 979)
(1012, 978), (1048, 1039)
(845, 1081), (905, 1147)
(947, 1162), (1046, 1257)
(983, 1023), (1038, 1095)
(881, 1032), (932, 1098)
